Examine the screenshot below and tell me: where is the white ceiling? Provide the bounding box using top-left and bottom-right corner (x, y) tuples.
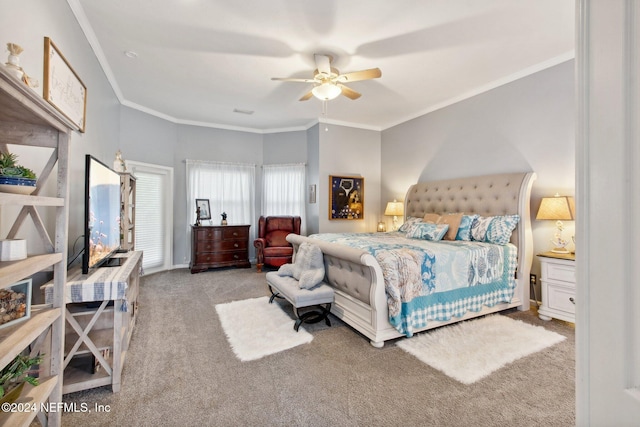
(69, 0), (574, 133)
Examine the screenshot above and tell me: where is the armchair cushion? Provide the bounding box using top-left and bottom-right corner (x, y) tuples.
(266, 230), (290, 247)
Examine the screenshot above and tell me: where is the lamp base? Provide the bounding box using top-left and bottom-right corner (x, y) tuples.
(551, 247), (570, 254)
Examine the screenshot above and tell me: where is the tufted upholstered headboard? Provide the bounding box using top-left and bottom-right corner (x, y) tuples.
(404, 172), (536, 249)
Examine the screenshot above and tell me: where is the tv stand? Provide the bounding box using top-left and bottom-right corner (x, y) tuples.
(103, 256), (125, 267)
(43, 251), (142, 393)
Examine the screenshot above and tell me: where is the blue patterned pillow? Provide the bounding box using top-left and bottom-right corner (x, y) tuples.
(398, 216), (422, 233)
(471, 214), (520, 245)
(455, 214), (479, 241)
(406, 222), (449, 241)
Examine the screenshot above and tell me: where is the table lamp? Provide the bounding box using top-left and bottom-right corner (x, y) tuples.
(384, 200), (404, 231)
(536, 193), (575, 253)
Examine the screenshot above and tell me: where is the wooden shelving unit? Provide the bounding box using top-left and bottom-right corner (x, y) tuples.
(0, 65), (77, 426)
(43, 251), (142, 394)
(119, 172), (136, 251)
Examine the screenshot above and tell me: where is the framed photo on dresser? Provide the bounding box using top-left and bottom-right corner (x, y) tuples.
(196, 199), (211, 220)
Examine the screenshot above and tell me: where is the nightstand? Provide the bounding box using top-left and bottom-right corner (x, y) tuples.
(537, 252), (576, 323)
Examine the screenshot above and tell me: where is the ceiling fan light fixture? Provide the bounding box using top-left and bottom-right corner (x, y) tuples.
(312, 82), (341, 101)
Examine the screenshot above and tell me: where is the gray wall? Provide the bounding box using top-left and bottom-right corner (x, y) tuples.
(319, 124), (382, 233)
(381, 60), (575, 299)
(306, 125), (320, 235)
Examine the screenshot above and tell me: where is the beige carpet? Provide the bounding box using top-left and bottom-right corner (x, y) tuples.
(397, 315), (566, 384)
(60, 267), (575, 426)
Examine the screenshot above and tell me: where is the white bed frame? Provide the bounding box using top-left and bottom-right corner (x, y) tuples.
(287, 172), (537, 347)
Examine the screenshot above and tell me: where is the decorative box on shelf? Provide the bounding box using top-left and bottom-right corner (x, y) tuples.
(0, 239), (27, 261)
(0, 278), (31, 329)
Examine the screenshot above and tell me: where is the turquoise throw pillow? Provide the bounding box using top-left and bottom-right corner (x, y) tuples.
(406, 222), (449, 241)
(470, 214), (520, 245)
(455, 214), (479, 241)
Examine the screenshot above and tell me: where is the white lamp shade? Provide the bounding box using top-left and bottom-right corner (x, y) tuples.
(312, 83), (342, 100)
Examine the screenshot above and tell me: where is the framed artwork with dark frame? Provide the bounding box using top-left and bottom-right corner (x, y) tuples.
(196, 199), (211, 220)
(329, 175), (364, 220)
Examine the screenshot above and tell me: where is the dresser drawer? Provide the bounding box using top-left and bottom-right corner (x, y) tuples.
(196, 239), (247, 252)
(195, 250), (248, 265)
(195, 228), (222, 241)
(545, 263), (575, 285)
(222, 227), (248, 240)
(545, 283), (576, 315)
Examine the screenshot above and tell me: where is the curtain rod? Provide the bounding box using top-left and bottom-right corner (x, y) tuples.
(185, 159), (256, 167)
(261, 163), (306, 167)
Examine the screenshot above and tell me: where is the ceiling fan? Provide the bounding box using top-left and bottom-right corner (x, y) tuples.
(271, 54), (382, 101)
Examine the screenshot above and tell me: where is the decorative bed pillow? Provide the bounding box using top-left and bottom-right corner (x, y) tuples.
(455, 214), (479, 241)
(398, 216), (422, 233)
(438, 212), (464, 241)
(422, 213), (440, 224)
(470, 214), (520, 245)
(277, 242), (325, 289)
(405, 222), (449, 241)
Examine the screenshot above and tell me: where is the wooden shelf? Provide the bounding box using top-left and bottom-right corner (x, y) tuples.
(0, 192), (64, 207)
(0, 376), (59, 427)
(62, 355), (112, 394)
(0, 308), (61, 369)
(0, 253), (63, 288)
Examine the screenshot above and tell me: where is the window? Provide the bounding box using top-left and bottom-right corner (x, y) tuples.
(127, 161), (174, 273)
(186, 160), (256, 242)
(262, 163), (306, 234)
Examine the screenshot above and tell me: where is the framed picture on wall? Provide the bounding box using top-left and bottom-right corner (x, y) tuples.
(196, 199), (211, 220)
(329, 175), (364, 220)
(43, 37), (87, 132)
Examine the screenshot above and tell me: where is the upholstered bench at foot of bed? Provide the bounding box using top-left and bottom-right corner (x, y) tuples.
(265, 271), (335, 332)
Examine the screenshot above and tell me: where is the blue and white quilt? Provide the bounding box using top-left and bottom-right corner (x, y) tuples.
(310, 232), (518, 337)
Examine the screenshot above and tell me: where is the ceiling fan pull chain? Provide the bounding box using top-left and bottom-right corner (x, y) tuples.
(322, 100), (329, 131)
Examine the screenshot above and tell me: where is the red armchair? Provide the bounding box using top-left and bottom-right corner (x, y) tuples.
(254, 216), (301, 272)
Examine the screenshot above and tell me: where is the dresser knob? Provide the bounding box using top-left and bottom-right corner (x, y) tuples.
(233, 232), (238, 237)
(234, 254), (239, 259)
(206, 244), (211, 249)
(234, 243), (239, 248)
(569, 297), (575, 304)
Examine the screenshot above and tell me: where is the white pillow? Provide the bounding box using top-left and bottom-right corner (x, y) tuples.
(277, 242), (325, 289)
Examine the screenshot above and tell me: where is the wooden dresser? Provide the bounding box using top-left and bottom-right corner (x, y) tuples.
(190, 225), (251, 273)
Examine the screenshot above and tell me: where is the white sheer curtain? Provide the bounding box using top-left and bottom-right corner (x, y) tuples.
(186, 160), (256, 243)
(262, 163), (306, 235)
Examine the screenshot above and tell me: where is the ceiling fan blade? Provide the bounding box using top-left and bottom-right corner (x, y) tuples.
(338, 84), (361, 100)
(314, 54), (332, 76)
(299, 90), (314, 101)
(271, 77), (316, 83)
(337, 68), (382, 83)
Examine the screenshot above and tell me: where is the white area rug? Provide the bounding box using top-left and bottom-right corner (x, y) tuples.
(215, 296), (313, 361)
(396, 315), (566, 384)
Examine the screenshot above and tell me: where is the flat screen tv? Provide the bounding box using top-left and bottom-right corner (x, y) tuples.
(82, 155), (122, 274)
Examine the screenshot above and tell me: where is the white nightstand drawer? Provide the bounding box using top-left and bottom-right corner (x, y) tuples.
(546, 283), (576, 315)
(546, 263), (576, 284)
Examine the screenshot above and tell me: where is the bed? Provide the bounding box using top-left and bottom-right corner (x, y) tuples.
(286, 172), (536, 347)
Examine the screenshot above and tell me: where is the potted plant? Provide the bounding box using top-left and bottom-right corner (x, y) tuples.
(0, 149), (37, 194)
(0, 353), (43, 404)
